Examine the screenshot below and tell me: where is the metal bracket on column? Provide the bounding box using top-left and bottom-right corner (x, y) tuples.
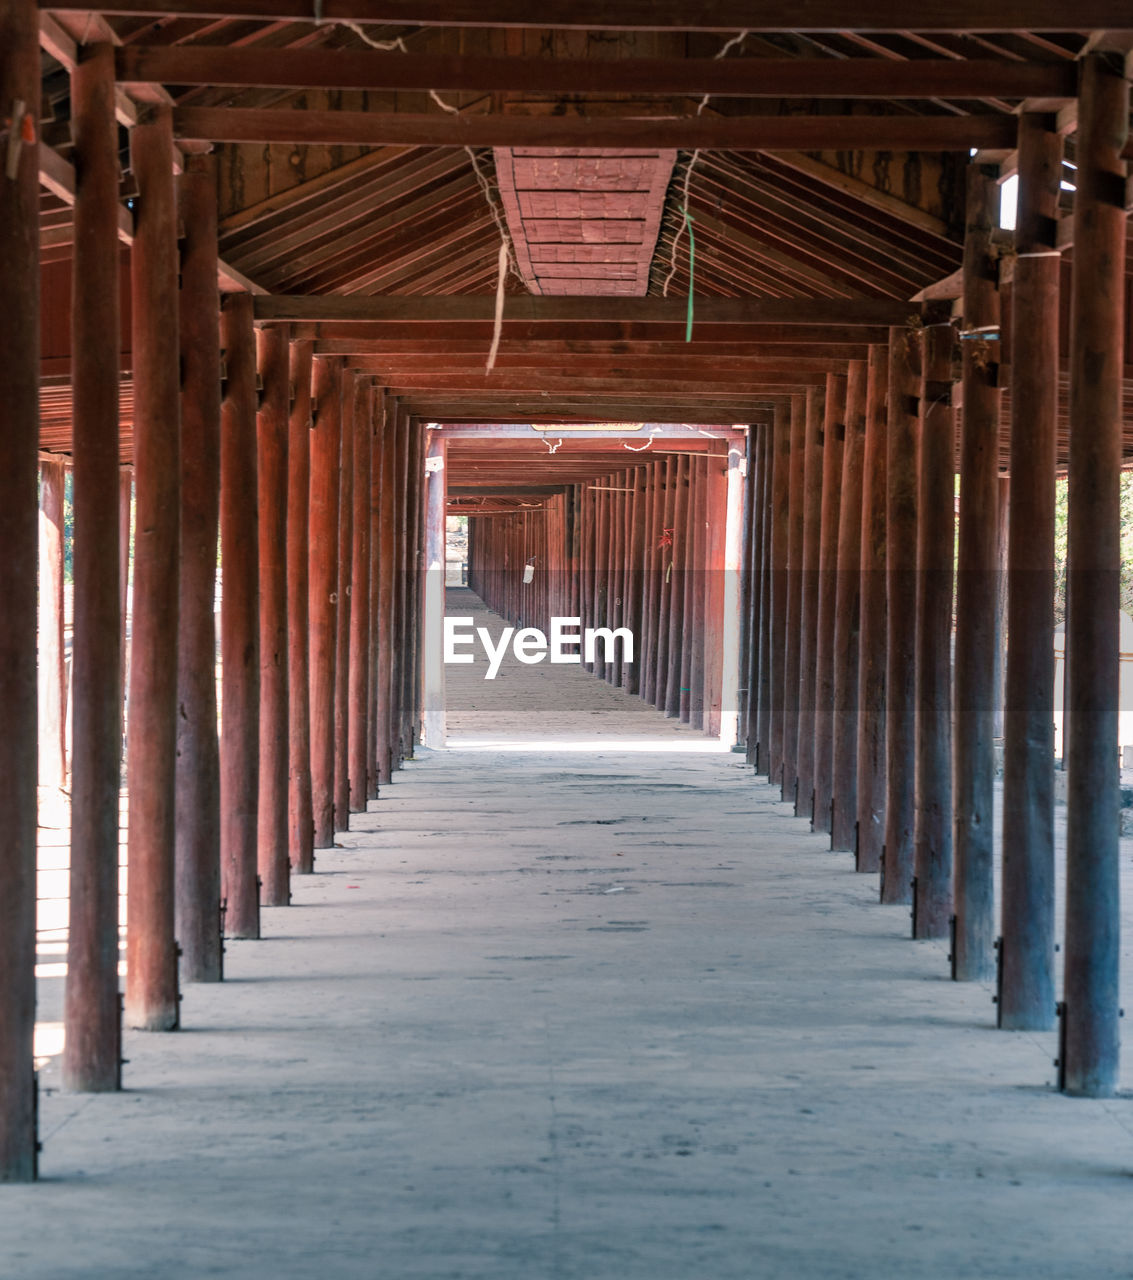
(993, 936), (1004, 1026)
(1055, 1001), (1067, 1091)
(948, 913), (958, 979)
(910, 875), (919, 938)
(879, 844), (886, 902)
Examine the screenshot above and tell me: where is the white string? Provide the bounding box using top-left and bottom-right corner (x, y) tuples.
(543, 437), (564, 454)
(336, 23), (521, 373)
(662, 29), (750, 298)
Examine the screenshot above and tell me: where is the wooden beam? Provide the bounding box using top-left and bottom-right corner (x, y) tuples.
(301, 323), (892, 346)
(260, 296), (920, 326)
(174, 106), (1019, 152)
(37, 144), (266, 294)
(38, 0), (1133, 32)
(117, 46), (1078, 100)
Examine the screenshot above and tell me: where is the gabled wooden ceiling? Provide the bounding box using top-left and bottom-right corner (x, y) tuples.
(33, 9), (1133, 469)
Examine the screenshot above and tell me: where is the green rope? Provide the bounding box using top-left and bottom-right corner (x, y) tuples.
(684, 207), (696, 343)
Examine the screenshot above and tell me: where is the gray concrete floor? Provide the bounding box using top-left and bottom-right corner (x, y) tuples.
(8, 588), (1133, 1278)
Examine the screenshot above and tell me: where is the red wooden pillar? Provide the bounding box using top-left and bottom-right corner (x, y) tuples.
(689, 457), (709, 728)
(781, 394), (807, 801)
(953, 164), (1002, 981)
(767, 401), (792, 786)
(125, 105), (181, 1030)
(754, 421), (775, 770)
(309, 356), (341, 845)
(120, 466), (132, 700)
(38, 460), (67, 794)
(0, 0), (40, 1178)
(173, 154), (222, 982)
(913, 323), (955, 941)
(350, 383), (373, 810)
(795, 383), (826, 819)
(741, 427), (761, 761)
(257, 325), (290, 908)
(1000, 114), (1062, 1031)
(406, 423), (426, 752)
(883, 329), (920, 905)
(664, 456), (689, 715)
(813, 374), (846, 834)
(219, 293), (260, 940)
(65, 41), (123, 1089)
(626, 467), (647, 696)
(1062, 54), (1128, 1097)
(375, 399), (396, 786)
(287, 340), (315, 873)
(366, 392), (382, 800)
(831, 360), (868, 852)
(855, 346), (889, 874)
(387, 411), (409, 768)
(333, 377), (355, 830)
(653, 460), (675, 709)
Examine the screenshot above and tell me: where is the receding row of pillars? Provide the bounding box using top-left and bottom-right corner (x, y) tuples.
(742, 62), (1129, 1098)
(0, 25), (427, 1179)
(467, 453), (731, 735)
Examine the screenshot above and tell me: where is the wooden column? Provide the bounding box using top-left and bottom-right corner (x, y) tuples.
(256, 325), (290, 908)
(1062, 53), (1128, 1097)
(741, 427), (760, 761)
(767, 401), (792, 785)
(664, 456), (689, 715)
(952, 164), (1003, 981)
(780, 394), (807, 801)
(287, 339), (315, 872)
(309, 356), (341, 846)
(422, 429), (446, 748)
(65, 42), (122, 1089)
(689, 457), (709, 728)
(855, 345), (889, 874)
(374, 399), (396, 786)
(626, 466), (647, 698)
(333, 377), (355, 830)
(125, 106), (182, 1031)
(367, 393), (383, 800)
(754, 422), (775, 766)
(1000, 114), (1062, 1032)
(38, 460), (67, 794)
(831, 360), (868, 852)
(387, 411), (408, 766)
(119, 467), (132, 696)
(219, 293), (260, 940)
(883, 329), (920, 905)
(653, 459), (675, 710)
(913, 323), (955, 940)
(0, 0), (40, 1178)
(795, 383), (826, 819)
(350, 384), (374, 804)
(173, 154), (222, 983)
(813, 374), (846, 834)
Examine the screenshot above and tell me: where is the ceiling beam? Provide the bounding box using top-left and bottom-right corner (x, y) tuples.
(174, 107), (1020, 151)
(38, 0), (1133, 32)
(258, 295), (923, 326)
(300, 323), (891, 345)
(117, 47), (1078, 99)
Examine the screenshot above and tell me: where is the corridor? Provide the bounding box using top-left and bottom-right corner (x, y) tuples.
(9, 591), (1133, 1279)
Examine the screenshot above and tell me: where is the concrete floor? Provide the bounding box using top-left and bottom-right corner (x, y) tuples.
(8, 588), (1133, 1278)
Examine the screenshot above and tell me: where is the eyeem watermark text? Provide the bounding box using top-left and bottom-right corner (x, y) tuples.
(444, 616), (634, 679)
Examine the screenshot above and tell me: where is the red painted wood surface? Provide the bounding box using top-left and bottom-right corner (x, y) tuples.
(257, 325), (290, 907)
(287, 339), (315, 873)
(174, 155), (223, 981)
(495, 148), (677, 296)
(219, 293), (261, 941)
